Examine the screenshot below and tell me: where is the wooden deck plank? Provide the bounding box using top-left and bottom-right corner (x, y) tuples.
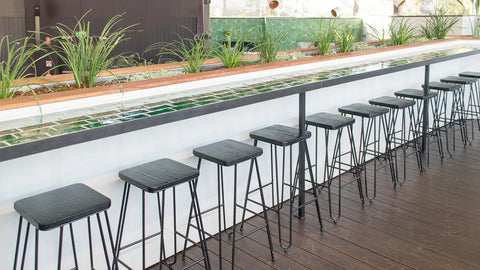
(149, 123), (480, 269)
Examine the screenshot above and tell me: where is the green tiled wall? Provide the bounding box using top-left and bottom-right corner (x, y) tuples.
(210, 17), (364, 51)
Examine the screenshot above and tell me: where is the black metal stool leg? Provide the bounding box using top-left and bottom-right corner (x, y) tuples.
(96, 213), (112, 270)
(35, 229), (39, 270)
(347, 125), (364, 206)
(188, 179), (211, 269)
(69, 223), (79, 269)
(253, 158), (275, 261)
(20, 222), (30, 270)
(57, 226), (63, 270)
(113, 182), (130, 269)
(87, 216), (94, 269)
(13, 216), (23, 270)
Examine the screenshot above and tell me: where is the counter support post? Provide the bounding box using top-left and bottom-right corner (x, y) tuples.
(422, 65), (430, 152)
(298, 92), (306, 219)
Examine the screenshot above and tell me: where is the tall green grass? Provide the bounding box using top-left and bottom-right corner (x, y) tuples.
(367, 24), (388, 46)
(48, 12), (137, 88)
(253, 24), (291, 63)
(335, 24), (356, 53)
(149, 27), (210, 73)
(420, 9), (460, 40)
(389, 17), (416, 45)
(0, 36), (49, 99)
(212, 30), (251, 68)
(309, 18), (337, 55)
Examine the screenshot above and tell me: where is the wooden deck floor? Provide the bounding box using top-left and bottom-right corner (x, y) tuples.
(152, 128), (480, 270)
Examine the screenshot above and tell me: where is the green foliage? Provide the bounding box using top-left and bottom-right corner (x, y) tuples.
(335, 24), (356, 53)
(48, 12), (137, 88)
(108, 53), (151, 69)
(367, 24), (388, 46)
(149, 27), (211, 73)
(309, 18), (337, 55)
(212, 30), (251, 68)
(389, 17), (416, 45)
(253, 25), (291, 63)
(0, 36), (49, 99)
(420, 9), (460, 40)
(276, 51), (310, 61)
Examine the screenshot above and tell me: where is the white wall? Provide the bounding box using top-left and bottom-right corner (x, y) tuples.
(1, 41), (479, 269)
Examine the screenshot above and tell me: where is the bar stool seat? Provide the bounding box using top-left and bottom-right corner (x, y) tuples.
(338, 103), (389, 118)
(426, 81), (461, 91)
(193, 139), (262, 166)
(119, 158), (199, 192)
(115, 158), (210, 270)
(15, 183), (110, 231)
(440, 76), (477, 85)
(306, 112), (355, 130)
(369, 96), (415, 109)
(249, 124), (311, 146)
(14, 184), (114, 270)
(459, 71), (480, 78)
(394, 88), (438, 100)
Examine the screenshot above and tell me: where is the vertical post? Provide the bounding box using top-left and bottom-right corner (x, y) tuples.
(298, 92), (306, 219)
(422, 65), (430, 152)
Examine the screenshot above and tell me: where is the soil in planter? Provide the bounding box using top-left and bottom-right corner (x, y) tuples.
(12, 81), (118, 98)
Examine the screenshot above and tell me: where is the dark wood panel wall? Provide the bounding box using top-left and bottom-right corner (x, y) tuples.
(24, 0), (209, 65)
(0, 0), (25, 60)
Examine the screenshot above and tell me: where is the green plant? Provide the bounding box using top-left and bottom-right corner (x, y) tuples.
(367, 24), (388, 46)
(335, 24), (356, 53)
(48, 12), (137, 88)
(456, 0), (480, 37)
(253, 25), (291, 63)
(389, 17), (416, 45)
(149, 28), (211, 73)
(309, 18), (337, 55)
(212, 30), (251, 68)
(0, 36), (49, 99)
(420, 8), (460, 40)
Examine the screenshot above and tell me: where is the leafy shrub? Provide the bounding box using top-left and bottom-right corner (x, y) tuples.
(150, 27), (211, 73)
(335, 24), (356, 53)
(420, 8), (460, 40)
(212, 30), (251, 68)
(0, 36), (50, 99)
(389, 17), (416, 45)
(309, 18), (337, 55)
(253, 25), (291, 63)
(48, 12), (137, 88)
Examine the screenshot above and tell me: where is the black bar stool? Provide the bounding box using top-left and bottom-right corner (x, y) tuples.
(338, 103), (393, 202)
(459, 71), (480, 138)
(114, 158), (210, 270)
(369, 96), (423, 185)
(425, 81), (464, 156)
(305, 113), (364, 222)
(13, 183), (115, 270)
(442, 75), (479, 142)
(240, 125), (322, 252)
(394, 88), (443, 166)
(184, 139), (274, 269)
